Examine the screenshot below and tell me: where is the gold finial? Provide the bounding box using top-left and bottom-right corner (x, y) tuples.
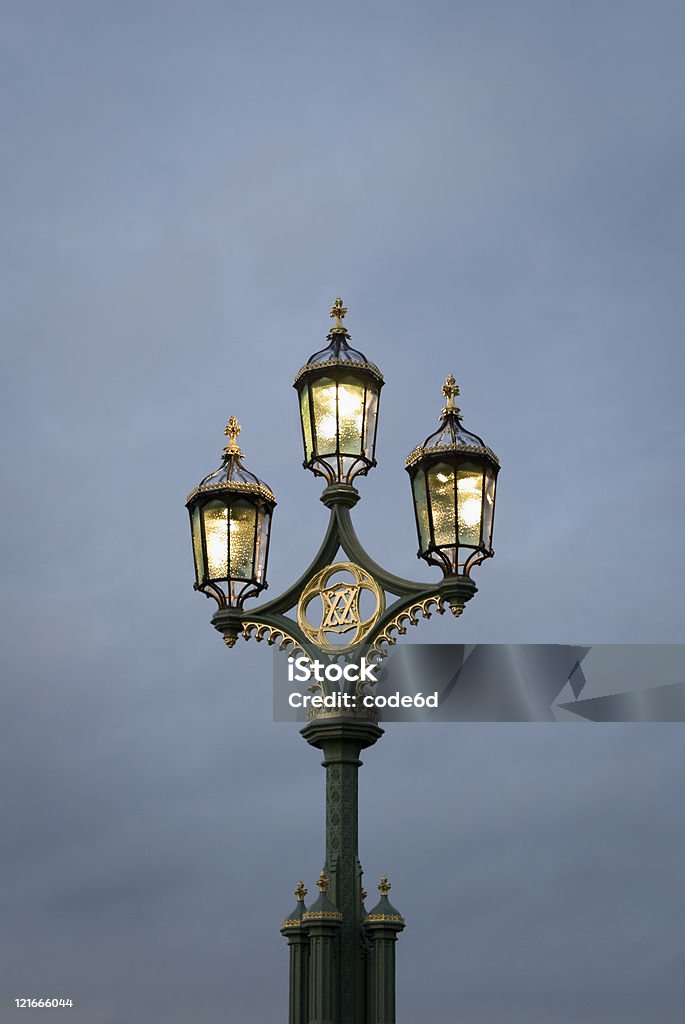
(329, 297), (350, 337)
(378, 875), (391, 896)
(295, 881), (307, 902)
(441, 375), (461, 417)
(223, 415), (242, 456)
(316, 871), (330, 894)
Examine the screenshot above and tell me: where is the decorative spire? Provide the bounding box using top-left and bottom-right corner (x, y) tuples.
(440, 374), (461, 418)
(328, 296), (350, 338)
(294, 881), (307, 902)
(223, 415), (242, 457)
(316, 870), (330, 894)
(378, 875), (391, 896)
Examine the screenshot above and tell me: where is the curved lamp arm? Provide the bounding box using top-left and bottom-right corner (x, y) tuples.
(211, 484), (476, 659)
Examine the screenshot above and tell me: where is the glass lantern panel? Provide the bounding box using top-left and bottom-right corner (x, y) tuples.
(299, 384), (314, 461)
(457, 466), (484, 547)
(311, 377), (338, 454)
(229, 500), (257, 580)
(203, 500), (229, 579)
(362, 385), (379, 461)
(482, 468), (496, 549)
(253, 506), (271, 584)
(191, 505), (204, 583)
(337, 377), (364, 455)
(412, 471), (431, 551)
(427, 463), (456, 546)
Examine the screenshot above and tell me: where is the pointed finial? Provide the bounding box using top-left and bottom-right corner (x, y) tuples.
(378, 875), (391, 896)
(316, 871), (330, 894)
(440, 375), (461, 418)
(223, 415), (242, 456)
(329, 297), (350, 337)
(295, 881), (307, 902)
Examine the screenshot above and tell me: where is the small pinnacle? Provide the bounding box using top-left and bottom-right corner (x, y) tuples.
(378, 875), (391, 896)
(329, 297), (350, 336)
(316, 871), (330, 894)
(223, 415), (242, 456)
(295, 881), (307, 902)
(441, 374), (461, 417)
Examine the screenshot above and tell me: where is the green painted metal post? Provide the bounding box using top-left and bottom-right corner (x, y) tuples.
(281, 887), (310, 1024)
(364, 881), (405, 1024)
(301, 713), (383, 1024)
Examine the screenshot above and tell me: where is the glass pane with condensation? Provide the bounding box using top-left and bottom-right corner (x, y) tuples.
(311, 377), (338, 454)
(253, 506), (271, 583)
(337, 378), (364, 455)
(203, 501), (228, 579)
(457, 467), (484, 547)
(362, 386), (379, 460)
(482, 468), (496, 548)
(412, 472), (430, 550)
(192, 505), (204, 582)
(299, 384), (313, 460)
(229, 501), (257, 579)
(427, 463), (456, 546)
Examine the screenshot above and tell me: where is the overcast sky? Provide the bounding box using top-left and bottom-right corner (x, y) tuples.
(2, 2), (684, 1021)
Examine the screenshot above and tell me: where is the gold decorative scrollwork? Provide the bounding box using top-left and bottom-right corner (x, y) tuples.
(368, 595), (445, 660)
(242, 621), (306, 657)
(297, 562), (385, 654)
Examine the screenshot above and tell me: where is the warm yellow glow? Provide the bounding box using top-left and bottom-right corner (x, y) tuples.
(229, 504), (256, 578)
(313, 384), (338, 443)
(459, 496), (482, 527)
(427, 464), (455, 546)
(204, 504), (228, 578)
(337, 383), (364, 418)
(311, 380), (364, 452)
(337, 383), (364, 453)
(457, 472), (483, 543)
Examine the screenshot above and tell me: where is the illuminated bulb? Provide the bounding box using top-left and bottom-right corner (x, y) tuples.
(337, 384), (364, 419)
(457, 474), (483, 535)
(459, 496), (482, 528)
(204, 506), (228, 577)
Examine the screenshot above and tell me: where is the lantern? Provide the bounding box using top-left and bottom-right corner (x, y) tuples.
(293, 298), (384, 485)
(186, 417), (276, 607)
(406, 376), (499, 576)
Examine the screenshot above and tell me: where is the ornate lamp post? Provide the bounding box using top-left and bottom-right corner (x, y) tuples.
(185, 299), (500, 1024)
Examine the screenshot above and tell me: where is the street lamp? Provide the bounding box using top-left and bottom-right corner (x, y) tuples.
(186, 299), (499, 1024)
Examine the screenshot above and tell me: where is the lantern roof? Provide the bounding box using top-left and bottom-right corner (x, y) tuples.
(405, 375), (499, 470)
(364, 875), (405, 928)
(301, 871), (342, 923)
(186, 417), (277, 505)
(280, 881), (308, 932)
(293, 297), (384, 387)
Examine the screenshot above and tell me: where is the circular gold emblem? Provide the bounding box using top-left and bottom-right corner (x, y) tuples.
(297, 562), (385, 653)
